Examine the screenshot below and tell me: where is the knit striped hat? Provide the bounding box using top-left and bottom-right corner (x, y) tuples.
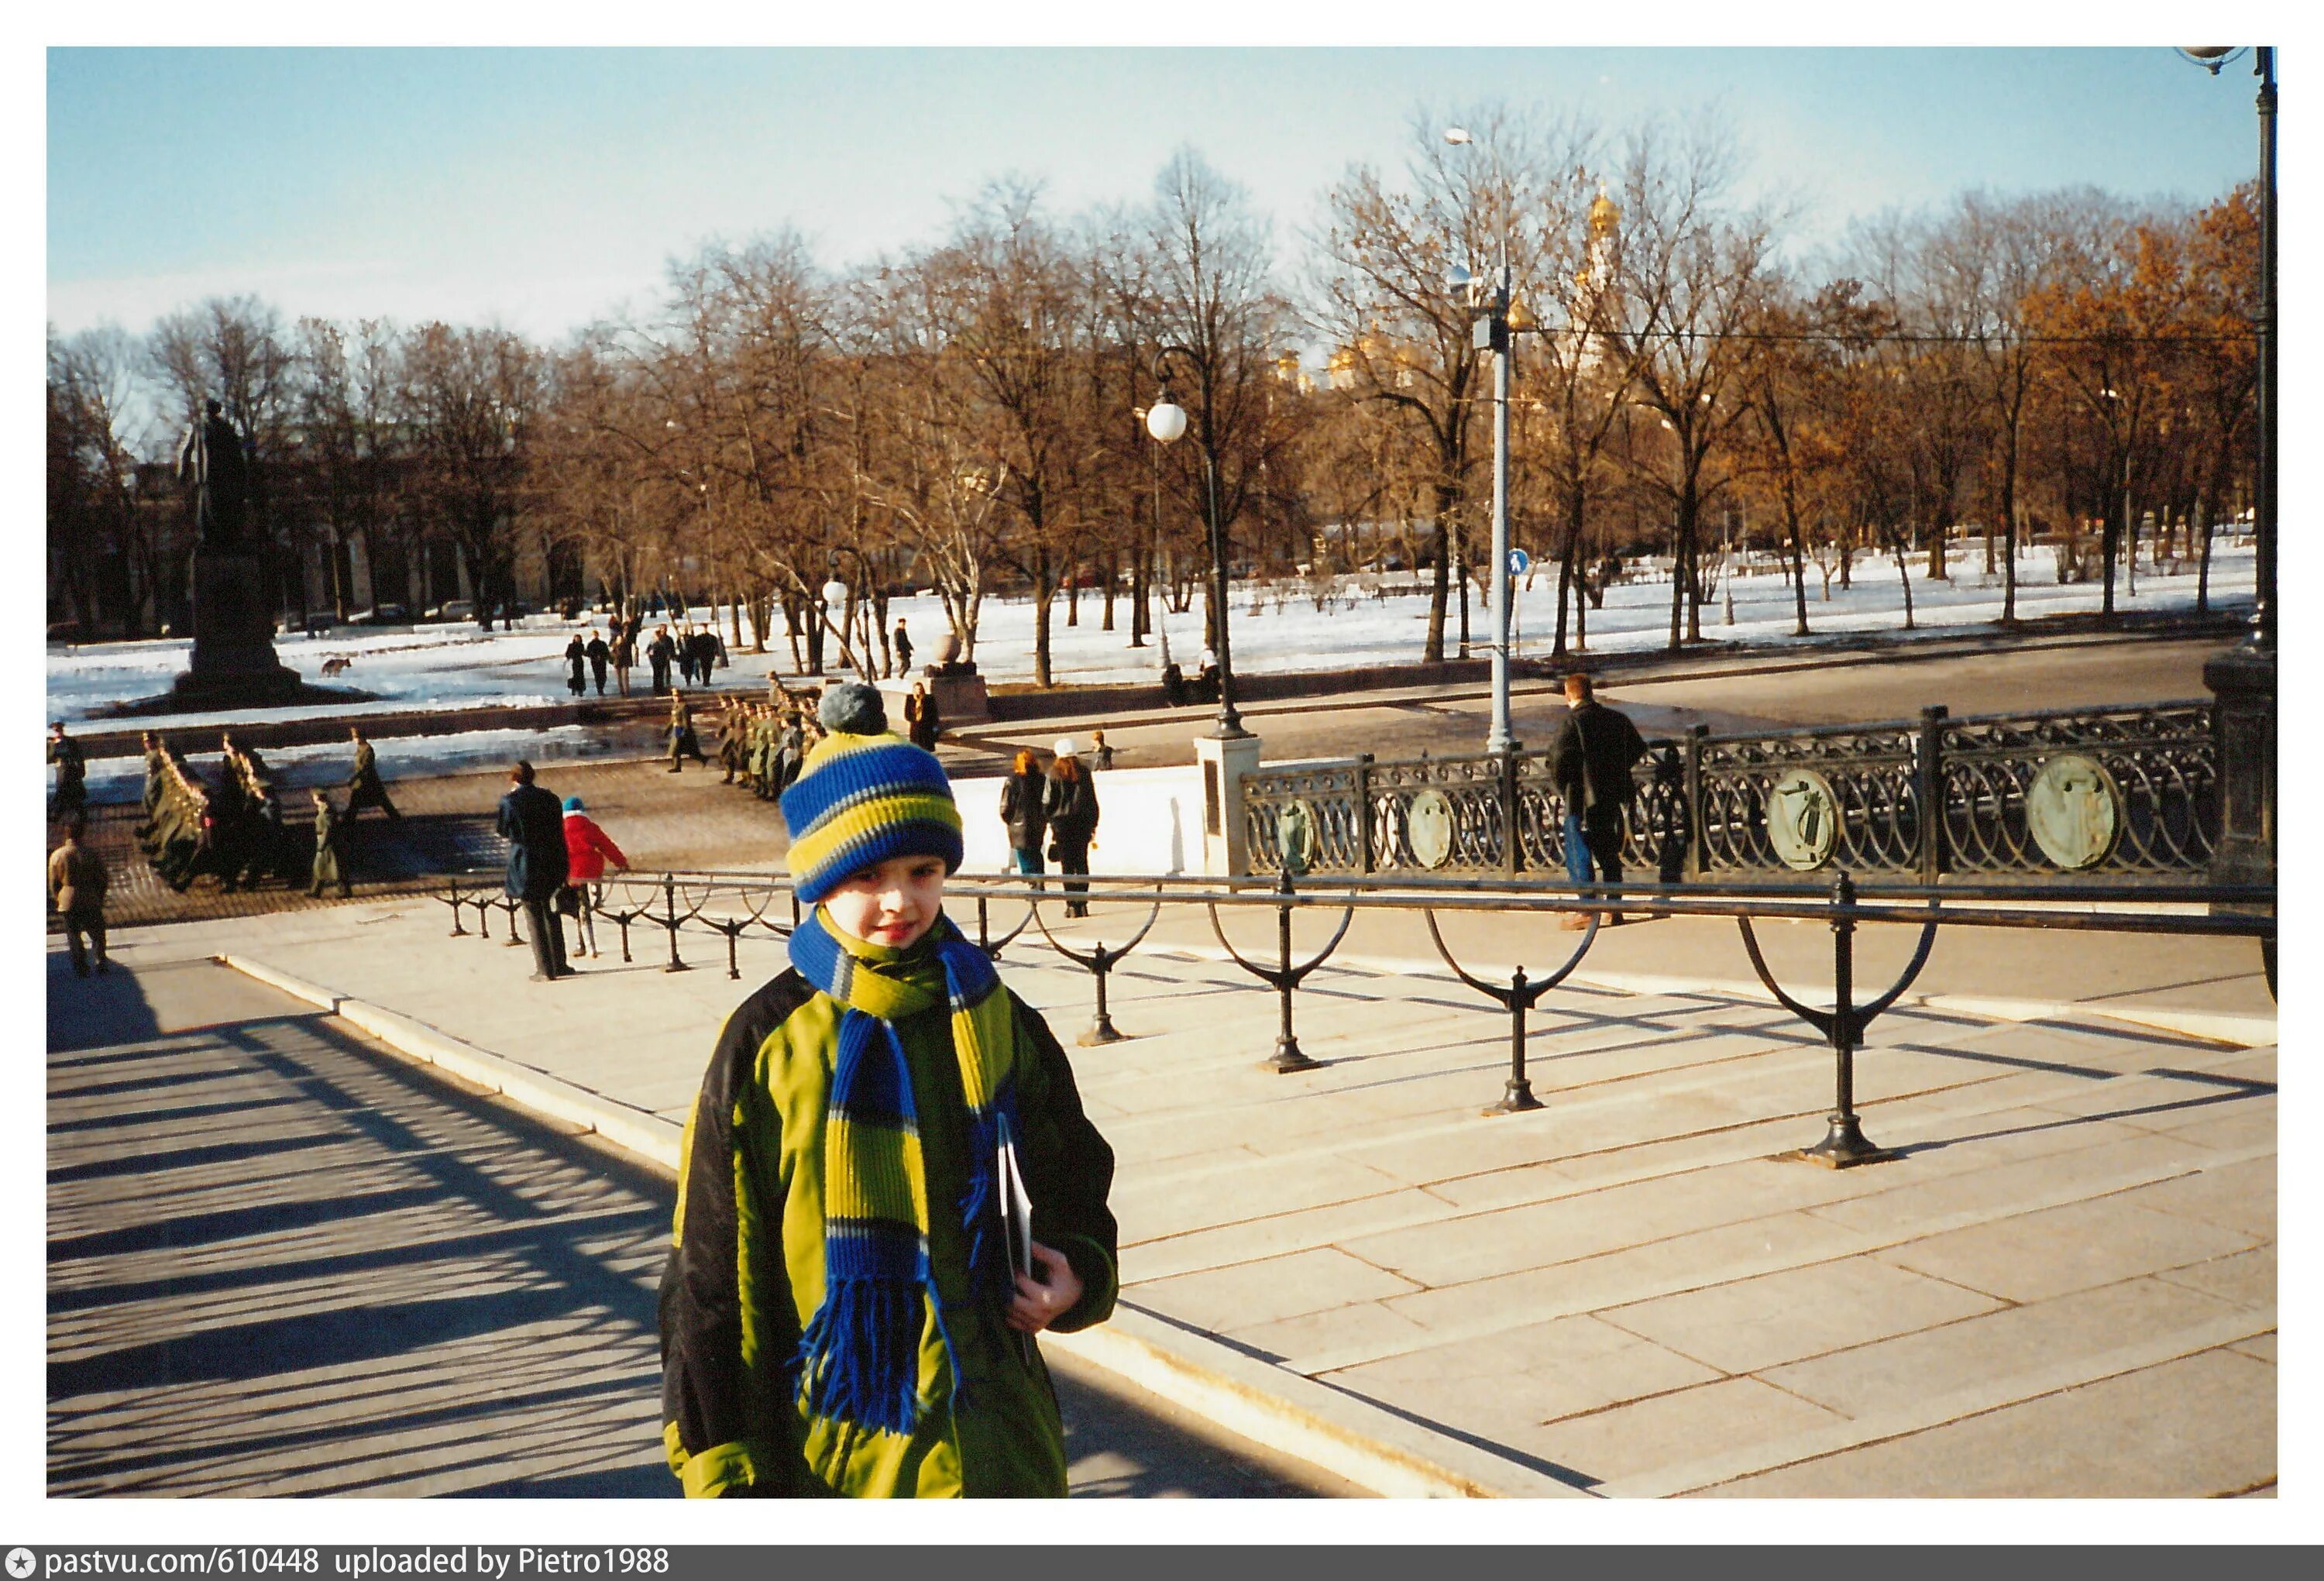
(780, 682), (964, 905)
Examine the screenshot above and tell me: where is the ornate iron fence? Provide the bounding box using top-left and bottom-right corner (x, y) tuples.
(1243, 698), (2217, 884)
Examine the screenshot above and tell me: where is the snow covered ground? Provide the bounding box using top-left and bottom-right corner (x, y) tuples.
(50, 544), (2253, 741)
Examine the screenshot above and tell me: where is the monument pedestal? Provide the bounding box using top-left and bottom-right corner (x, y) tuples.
(1193, 729), (1263, 877)
(170, 545), (302, 705)
(875, 665), (992, 731)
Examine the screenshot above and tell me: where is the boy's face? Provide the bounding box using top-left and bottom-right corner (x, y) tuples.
(823, 854), (947, 951)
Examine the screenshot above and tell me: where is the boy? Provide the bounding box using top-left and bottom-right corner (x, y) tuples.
(659, 684), (1117, 1498)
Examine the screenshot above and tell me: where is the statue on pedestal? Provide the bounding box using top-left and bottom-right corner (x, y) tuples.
(167, 397), (301, 706)
(178, 400), (253, 549)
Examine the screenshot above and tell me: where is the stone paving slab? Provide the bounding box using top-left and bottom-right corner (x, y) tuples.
(120, 891), (2275, 1497)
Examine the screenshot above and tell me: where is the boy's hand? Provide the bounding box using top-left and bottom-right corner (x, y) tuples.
(1006, 1240), (1084, 1334)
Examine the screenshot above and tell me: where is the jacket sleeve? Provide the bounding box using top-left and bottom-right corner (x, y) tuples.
(1009, 992), (1119, 1333)
(597, 827), (629, 869)
(659, 985), (823, 1498)
(1619, 712), (1650, 771)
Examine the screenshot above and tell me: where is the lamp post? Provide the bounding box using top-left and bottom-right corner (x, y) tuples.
(1147, 345), (1248, 739)
(2181, 45), (2275, 895)
(1722, 506), (1737, 626)
(2178, 46), (2274, 651)
(1445, 126), (1519, 755)
(820, 573), (847, 677)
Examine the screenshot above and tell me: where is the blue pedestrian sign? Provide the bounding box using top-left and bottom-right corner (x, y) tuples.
(1506, 548), (1531, 576)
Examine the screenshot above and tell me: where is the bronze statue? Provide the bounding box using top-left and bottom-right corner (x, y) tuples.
(177, 399), (250, 548)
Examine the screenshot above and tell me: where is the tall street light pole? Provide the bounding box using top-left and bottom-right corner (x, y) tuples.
(1446, 126), (1520, 756)
(2181, 45), (2275, 895)
(1147, 345), (1249, 739)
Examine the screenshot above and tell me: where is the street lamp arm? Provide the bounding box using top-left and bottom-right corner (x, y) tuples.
(1150, 342), (1205, 390)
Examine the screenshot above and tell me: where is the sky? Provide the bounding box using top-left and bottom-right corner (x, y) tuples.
(45, 34), (2275, 348)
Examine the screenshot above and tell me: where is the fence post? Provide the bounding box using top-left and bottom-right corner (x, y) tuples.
(1355, 754), (1375, 875)
(1683, 725), (1709, 882)
(1270, 870), (1320, 1073)
(1797, 871), (1893, 1167)
(1917, 705), (1949, 885)
(1494, 967), (1544, 1114)
(1501, 746), (1521, 877)
(447, 880), (466, 937)
(662, 874), (689, 973)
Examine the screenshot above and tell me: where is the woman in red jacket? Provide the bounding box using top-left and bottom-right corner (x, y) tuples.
(561, 796), (630, 958)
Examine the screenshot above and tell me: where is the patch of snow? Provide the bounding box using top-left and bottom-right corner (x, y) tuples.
(50, 546), (2254, 732)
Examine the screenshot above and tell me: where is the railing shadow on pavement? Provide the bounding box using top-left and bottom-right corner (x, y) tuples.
(428, 865), (2275, 1170)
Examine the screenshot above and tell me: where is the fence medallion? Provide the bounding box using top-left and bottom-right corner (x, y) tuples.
(2026, 753), (2123, 871)
(1408, 789), (1455, 869)
(1277, 798), (1318, 876)
(1767, 769), (1840, 871)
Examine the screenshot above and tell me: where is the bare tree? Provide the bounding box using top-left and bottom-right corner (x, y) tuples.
(396, 322), (544, 617)
(1595, 117), (1781, 649)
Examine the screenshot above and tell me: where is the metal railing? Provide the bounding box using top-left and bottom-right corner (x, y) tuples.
(431, 864), (2274, 1170)
(1240, 698), (2218, 884)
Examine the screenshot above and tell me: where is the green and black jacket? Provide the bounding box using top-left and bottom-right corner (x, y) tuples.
(658, 958), (1119, 1498)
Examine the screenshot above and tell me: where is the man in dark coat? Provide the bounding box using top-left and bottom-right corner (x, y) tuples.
(1548, 672), (1650, 927)
(564, 634), (587, 697)
(891, 617), (913, 678)
(496, 760), (571, 981)
(48, 722), (87, 826)
(344, 726), (402, 821)
(648, 625), (676, 695)
(1043, 741), (1101, 919)
(904, 681), (941, 752)
(585, 627), (611, 696)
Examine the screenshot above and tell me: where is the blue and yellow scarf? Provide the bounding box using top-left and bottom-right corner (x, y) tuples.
(787, 907), (1022, 1436)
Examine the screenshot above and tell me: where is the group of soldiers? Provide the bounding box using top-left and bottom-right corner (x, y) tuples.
(703, 681), (830, 799)
(129, 724), (400, 898)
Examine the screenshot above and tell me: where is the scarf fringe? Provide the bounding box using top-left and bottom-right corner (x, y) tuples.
(798, 1276), (927, 1438)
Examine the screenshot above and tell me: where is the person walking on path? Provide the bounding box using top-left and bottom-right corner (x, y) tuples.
(559, 795), (628, 960)
(1088, 729), (1114, 772)
(904, 679), (942, 753)
(47, 818), (110, 978)
(891, 617), (913, 678)
(666, 694), (709, 772)
(308, 791), (351, 899)
(585, 627), (611, 696)
(998, 748), (1050, 878)
(648, 625), (676, 695)
(1548, 672), (1649, 928)
(1043, 738), (1100, 919)
(343, 726), (403, 822)
(496, 761), (571, 982)
(610, 620), (635, 698)
(49, 721), (87, 827)
(564, 633), (588, 698)
(658, 681), (1118, 1499)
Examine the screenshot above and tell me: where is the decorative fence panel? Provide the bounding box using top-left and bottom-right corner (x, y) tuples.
(1243, 698), (2219, 884)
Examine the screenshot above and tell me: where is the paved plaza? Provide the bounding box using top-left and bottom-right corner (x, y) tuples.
(65, 875), (2276, 1499)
